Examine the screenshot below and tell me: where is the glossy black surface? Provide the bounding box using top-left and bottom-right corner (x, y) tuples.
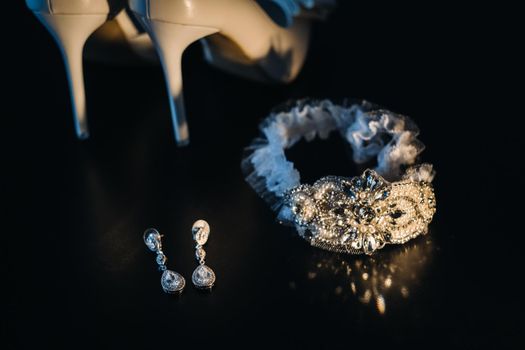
(6, 2), (517, 348)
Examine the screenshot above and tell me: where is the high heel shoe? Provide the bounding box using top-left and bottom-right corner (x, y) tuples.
(26, 0), (126, 139)
(129, 0), (328, 146)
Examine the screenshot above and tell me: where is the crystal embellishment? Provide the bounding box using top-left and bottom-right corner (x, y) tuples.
(283, 168), (436, 255)
(156, 253), (167, 266)
(195, 247), (206, 261)
(143, 228), (161, 252)
(192, 220), (210, 246)
(192, 265), (216, 289)
(161, 270), (185, 293)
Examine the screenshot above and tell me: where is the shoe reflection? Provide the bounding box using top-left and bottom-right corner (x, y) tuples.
(291, 235), (434, 314)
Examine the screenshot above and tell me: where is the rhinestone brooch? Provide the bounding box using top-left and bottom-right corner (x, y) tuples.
(283, 169), (436, 255)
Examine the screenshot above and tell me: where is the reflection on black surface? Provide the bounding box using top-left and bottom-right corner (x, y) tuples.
(292, 235), (434, 314)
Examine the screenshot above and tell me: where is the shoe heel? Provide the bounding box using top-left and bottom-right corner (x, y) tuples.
(32, 13), (107, 139)
(136, 17), (218, 146)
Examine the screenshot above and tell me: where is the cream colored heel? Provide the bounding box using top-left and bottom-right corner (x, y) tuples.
(128, 0), (316, 145)
(136, 18), (218, 146)
(32, 13), (108, 139)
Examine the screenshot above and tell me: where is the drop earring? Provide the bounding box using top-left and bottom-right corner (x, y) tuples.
(143, 228), (186, 294)
(191, 220), (216, 289)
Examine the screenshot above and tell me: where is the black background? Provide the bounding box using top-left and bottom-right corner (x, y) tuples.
(5, 1), (518, 348)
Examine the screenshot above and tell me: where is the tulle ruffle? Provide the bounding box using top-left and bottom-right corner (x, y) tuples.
(241, 99), (432, 211)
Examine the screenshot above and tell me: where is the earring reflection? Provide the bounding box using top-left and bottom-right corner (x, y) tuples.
(295, 235), (434, 314)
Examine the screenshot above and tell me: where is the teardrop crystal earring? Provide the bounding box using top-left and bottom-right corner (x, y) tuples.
(191, 220), (216, 289)
(143, 228), (186, 294)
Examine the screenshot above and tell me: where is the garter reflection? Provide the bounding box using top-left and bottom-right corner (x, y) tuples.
(290, 235), (434, 314)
